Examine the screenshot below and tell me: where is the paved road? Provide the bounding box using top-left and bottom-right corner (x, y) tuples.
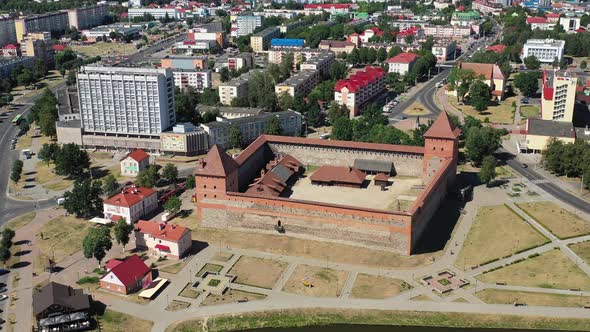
(117, 34), (186, 66)
(500, 148), (590, 215)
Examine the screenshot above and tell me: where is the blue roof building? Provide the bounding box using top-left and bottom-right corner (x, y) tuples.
(271, 38), (305, 48)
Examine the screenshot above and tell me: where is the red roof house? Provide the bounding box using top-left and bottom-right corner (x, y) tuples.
(103, 186), (158, 223)
(310, 166), (366, 188)
(120, 149), (150, 177)
(386, 52), (420, 75)
(135, 221), (192, 259)
(100, 255), (152, 295)
(486, 44), (506, 53)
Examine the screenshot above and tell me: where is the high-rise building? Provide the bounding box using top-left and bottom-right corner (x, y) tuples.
(541, 70), (577, 122)
(236, 16), (262, 36)
(250, 27), (280, 52)
(15, 11), (69, 42)
(77, 66), (176, 137)
(334, 66), (386, 117)
(0, 17), (17, 48)
(67, 4), (109, 30)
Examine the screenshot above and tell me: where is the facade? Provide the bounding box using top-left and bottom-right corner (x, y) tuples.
(128, 7), (182, 20)
(82, 24), (142, 42)
(160, 123), (210, 156)
(161, 55), (208, 70)
(454, 61), (506, 100)
(386, 52), (420, 75)
(135, 220), (192, 259)
(77, 66), (175, 138)
(227, 53), (253, 71)
(67, 4), (109, 30)
(201, 110), (302, 149)
(0, 56), (35, 79)
(15, 11), (69, 42)
(526, 17), (554, 30)
(193, 111), (460, 255)
(334, 66), (386, 117)
(236, 15), (262, 36)
(218, 70), (261, 105)
(560, 15), (581, 33)
(422, 25), (474, 39)
(251, 27), (280, 52)
(518, 118), (576, 153)
(522, 39), (565, 63)
(541, 70), (577, 122)
(103, 186), (158, 223)
(280, 20), (312, 33)
(171, 69), (211, 91)
(0, 17), (17, 48)
(174, 39), (216, 53)
(120, 148), (150, 177)
(472, 0), (503, 14)
(1, 44), (19, 58)
(100, 255), (152, 295)
(33, 282), (91, 332)
(303, 4), (354, 15)
(275, 70), (320, 97)
(268, 47), (327, 65)
(299, 52), (335, 78)
(188, 31), (224, 47)
(318, 40), (356, 54)
(432, 41), (456, 62)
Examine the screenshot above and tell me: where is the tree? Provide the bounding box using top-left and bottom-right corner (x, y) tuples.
(0, 245), (10, 267)
(347, 48), (360, 65)
(38, 143), (59, 165)
(102, 174), (119, 197)
(278, 92), (294, 111)
(581, 60), (588, 70)
(220, 67), (230, 82)
(162, 163), (179, 184)
(465, 126), (503, 166)
(19, 118), (30, 134)
(448, 67), (478, 102)
(524, 55), (541, 70)
(55, 143), (90, 178)
(136, 165), (160, 188)
(377, 48), (387, 63)
(331, 117), (353, 140)
(514, 71), (540, 97)
(10, 160), (23, 184)
(164, 196), (182, 215)
(112, 218), (133, 252)
(469, 80), (491, 112)
(367, 48), (377, 63)
(66, 69), (77, 86)
(63, 179), (103, 218)
(479, 155), (497, 186)
(1, 228), (15, 248)
(328, 103), (348, 124)
(387, 46), (402, 58)
(82, 227), (112, 267)
(264, 116), (282, 135)
(229, 124), (243, 148)
(329, 61), (347, 80)
(17, 69), (34, 87)
(185, 175), (195, 189)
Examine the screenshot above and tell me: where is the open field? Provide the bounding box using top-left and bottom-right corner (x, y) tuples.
(519, 105), (540, 123)
(201, 289), (266, 306)
(456, 205), (548, 269)
(282, 265), (348, 297)
(170, 223), (440, 270)
(570, 241), (590, 265)
(99, 309), (153, 332)
(402, 101), (431, 116)
(35, 161), (73, 191)
(495, 166), (514, 179)
(449, 95), (516, 124)
(35, 215), (90, 262)
(71, 42), (137, 58)
(229, 256), (288, 289)
(517, 202), (590, 239)
(477, 289), (590, 307)
(196, 263), (223, 277)
(159, 261), (187, 274)
(350, 274), (412, 299)
(211, 251), (233, 262)
(167, 308), (590, 332)
(478, 249), (590, 290)
(4, 212), (36, 230)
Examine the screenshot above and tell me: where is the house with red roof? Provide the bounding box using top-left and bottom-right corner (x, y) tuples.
(452, 61), (506, 100)
(334, 66), (386, 117)
(100, 255), (152, 295)
(1, 43), (20, 58)
(135, 220), (192, 259)
(310, 166), (366, 188)
(103, 186), (158, 223)
(120, 149), (150, 177)
(526, 16), (555, 30)
(386, 52), (420, 75)
(396, 27), (424, 44)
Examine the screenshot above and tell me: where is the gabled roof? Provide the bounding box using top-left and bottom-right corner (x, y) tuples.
(334, 66), (384, 93)
(103, 186), (157, 208)
(121, 148), (149, 162)
(33, 282), (90, 317)
(526, 17), (550, 24)
(194, 145), (239, 178)
(424, 111), (460, 139)
(135, 220), (190, 242)
(102, 255), (150, 287)
(310, 166), (366, 185)
(457, 61), (504, 81)
(387, 52), (420, 64)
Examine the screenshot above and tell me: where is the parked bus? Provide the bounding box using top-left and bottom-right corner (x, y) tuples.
(11, 114), (22, 125)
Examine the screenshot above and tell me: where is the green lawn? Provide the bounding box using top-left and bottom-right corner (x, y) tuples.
(449, 96), (516, 124)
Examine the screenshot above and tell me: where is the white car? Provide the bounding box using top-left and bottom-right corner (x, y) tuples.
(0, 295), (8, 301)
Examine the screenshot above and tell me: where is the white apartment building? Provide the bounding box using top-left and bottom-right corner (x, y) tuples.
(386, 52), (420, 75)
(218, 70), (261, 105)
(541, 70), (577, 122)
(172, 69), (211, 91)
(0, 17), (16, 48)
(275, 70), (319, 97)
(334, 66), (386, 117)
(236, 16), (262, 36)
(67, 3), (109, 30)
(522, 39), (565, 63)
(77, 66), (176, 137)
(226, 53), (253, 71)
(128, 7), (182, 20)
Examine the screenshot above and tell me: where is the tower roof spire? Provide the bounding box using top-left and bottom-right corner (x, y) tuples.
(424, 111), (461, 139)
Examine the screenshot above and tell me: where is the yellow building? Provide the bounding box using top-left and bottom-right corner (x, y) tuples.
(453, 61), (506, 100)
(518, 118), (576, 153)
(250, 27), (280, 52)
(541, 70), (577, 122)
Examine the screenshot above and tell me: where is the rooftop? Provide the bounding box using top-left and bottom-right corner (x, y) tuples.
(387, 52), (420, 64)
(103, 186), (157, 208)
(194, 145), (239, 178)
(524, 39), (565, 48)
(202, 110), (301, 129)
(103, 254), (150, 287)
(135, 220), (189, 242)
(33, 282), (90, 318)
(121, 148), (150, 162)
(334, 66), (385, 93)
(527, 118), (576, 138)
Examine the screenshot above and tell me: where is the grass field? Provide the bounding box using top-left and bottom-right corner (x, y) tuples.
(35, 161), (73, 192)
(159, 261), (186, 274)
(71, 42), (137, 58)
(519, 105), (540, 123)
(179, 283), (201, 299)
(229, 256), (288, 289)
(211, 251), (233, 262)
(402, 101), (432, 116)
(495, 166), (513, 179)
(283, 265), (348, 297)
(517, 202), (590, 239)
(167, 308), (590, 332)
(166, 300), (191, 311)
(449, 95), (516, 124)
(456, 205), (548, 269)
(350, 274), (412, 299)
(570, 241), (590, 265)
(201, 289), (266, 306)
(35, 216), (90, 262)
(196, 263), (223, 277)
(4, 212), (36, 230)
(478, 249), (590, 290)
(98, 309), (153, 332)
(477, 289), (590, 307)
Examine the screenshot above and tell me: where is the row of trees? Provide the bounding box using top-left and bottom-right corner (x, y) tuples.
(542, 139), (590, 189)
(0, 229), (15, 267)
(175, 86), (219, 123)
(83, 219), (134, 267)
(10, 160), (24, 184)
(30, 90), (59, 139)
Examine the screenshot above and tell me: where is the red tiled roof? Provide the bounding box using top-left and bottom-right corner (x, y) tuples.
(486, 44), (505, 53)
(194, 145), (239, 178)
(397, 27), (420, 37)
(526, 17), (549, 24)
(103, 186), (157, 208)
(304, 4), (352, 9)
(545, 13), (560, 18)
(386, 52), (419, 64)
(424, 111), (460, 139)
(103, 255), (150, 287)
(374, 173), (389, 182)
(334, 66), (384, 93)
(121, 148), (149, 162)
(106, 260), (123, 271)
(310, 166), (366, 185)
(135, 220), (189, 242)
(52, 44), (66, 51)
(457, 61), (505, 80)
(3, 43), (17, 49)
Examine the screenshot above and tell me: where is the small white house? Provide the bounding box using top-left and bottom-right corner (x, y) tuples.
(386, 52), (420, 75)
(134, 220), (192, 259)
(120, 149), (150, 177)
(103, 186), (158, 223)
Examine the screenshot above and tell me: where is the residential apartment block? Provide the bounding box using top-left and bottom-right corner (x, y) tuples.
(236, 16), (262, 36)
(67, 3), (109, 30)
(161, 55), (208, 70)
(76, 66), (175, 138)
(432, 41), (457, 62)
(218, 70), (262, 105)
(318, 40), (356, 54)
(299, 52), (335, 78)
(334, 66), (386, 117)
(0, 17), (16, 48)
(275, 70), (319, 97)
(541, 70), (577, 122)
(251, 27), (280, 52)
(423, 25), (474, 39)
(171, 69), (211, 91)
(15, 11), (69, 42)
(128, 7), (182, 20)
(522, 39), (565, 63)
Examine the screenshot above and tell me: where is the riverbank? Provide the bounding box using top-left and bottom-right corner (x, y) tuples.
(166, 308), (590, 332)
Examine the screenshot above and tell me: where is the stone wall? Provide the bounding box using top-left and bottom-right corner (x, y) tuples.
(268, 142), (423, 177)
(237, 143), (273, 191)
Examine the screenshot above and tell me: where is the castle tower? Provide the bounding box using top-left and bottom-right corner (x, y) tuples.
(193, 145), (239, 202)
(422, 111), (460, 181)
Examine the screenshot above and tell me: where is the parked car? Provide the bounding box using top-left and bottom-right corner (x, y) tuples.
(0, 295), (7, 301)
(521, 98), (529, 104)
(0, 288), (7, 294)
(522, 164), (528, 168)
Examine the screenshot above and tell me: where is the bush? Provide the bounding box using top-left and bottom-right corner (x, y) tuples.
(76, 276), (99, 284)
